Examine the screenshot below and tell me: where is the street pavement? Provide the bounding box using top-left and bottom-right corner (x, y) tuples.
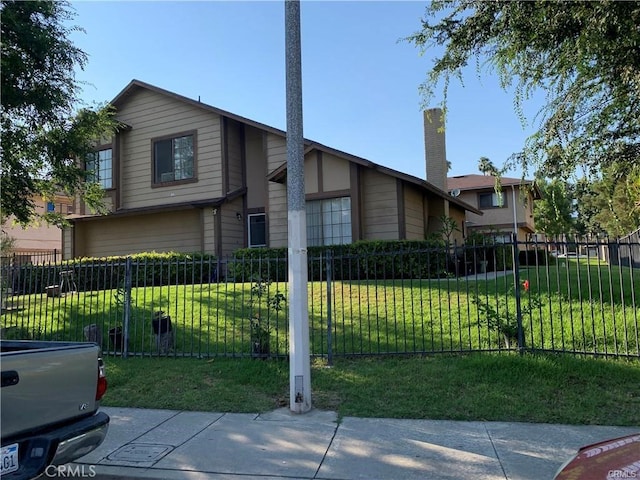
(69, 406), (639, 480)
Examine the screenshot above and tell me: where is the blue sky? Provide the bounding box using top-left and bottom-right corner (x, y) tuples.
(70, 1), (543, 180)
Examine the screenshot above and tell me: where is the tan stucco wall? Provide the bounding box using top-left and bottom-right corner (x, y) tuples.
(458, 186), (535, 241)
(3, 196), (72, 252)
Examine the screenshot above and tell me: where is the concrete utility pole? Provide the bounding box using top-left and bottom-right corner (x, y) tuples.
(285, 0), (311, 413)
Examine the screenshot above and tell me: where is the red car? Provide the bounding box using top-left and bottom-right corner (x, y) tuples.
(555, 433), (640, 479)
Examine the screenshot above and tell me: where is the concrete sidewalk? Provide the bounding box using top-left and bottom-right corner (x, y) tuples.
(74, 407), (639, 480)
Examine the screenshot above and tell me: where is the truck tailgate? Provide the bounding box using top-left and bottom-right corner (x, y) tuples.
(1, 343), (101, 439)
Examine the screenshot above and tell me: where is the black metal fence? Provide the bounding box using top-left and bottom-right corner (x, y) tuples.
(609, 228), (640, 269)
(0, 239), (638, 360)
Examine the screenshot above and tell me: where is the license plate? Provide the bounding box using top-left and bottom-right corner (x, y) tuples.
(1, 443), (19, 475)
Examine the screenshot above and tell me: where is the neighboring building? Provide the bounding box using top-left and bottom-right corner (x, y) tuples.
(447, 174), (541, 242)
(2, 194), (73, 264)
(64, 80), (481, 259)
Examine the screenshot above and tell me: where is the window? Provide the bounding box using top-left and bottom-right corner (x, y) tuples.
(153, 133), (195, 184)
(478, 191), (506, 209)
(85, 148), (113, 189)
(306, 197), (352, 247)
(46, 201), (56, 212)
(248, 214), (267, 247)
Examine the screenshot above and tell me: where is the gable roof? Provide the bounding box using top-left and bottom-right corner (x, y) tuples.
(268, 143), (482, 215)
(110, 79), (482, 215)
(448, 174), (541, 199)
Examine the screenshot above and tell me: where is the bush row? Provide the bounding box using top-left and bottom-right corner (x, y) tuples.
(3, 241), (526, 295)
(4, 252), (218, 295)
(228, 239), (514, 282)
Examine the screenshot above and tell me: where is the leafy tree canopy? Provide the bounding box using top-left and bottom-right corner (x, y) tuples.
(532, 178), (575, 238)
(576, 166), (640, 238)
(1, 0), (117, 226)
(408, 1), (640, 179)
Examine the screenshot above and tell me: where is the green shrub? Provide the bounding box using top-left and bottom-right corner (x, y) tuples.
(230, 239), (451, 282)
(6, 252), (218, 295)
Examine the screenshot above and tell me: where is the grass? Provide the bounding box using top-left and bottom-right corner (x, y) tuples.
(2, 260), (638, 357)
(101, 353), (640, 426)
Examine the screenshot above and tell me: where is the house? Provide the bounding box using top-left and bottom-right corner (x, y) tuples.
(2, 194), (73, 264)
(64, 80), (481, 259)
(447, 174), (541, 242)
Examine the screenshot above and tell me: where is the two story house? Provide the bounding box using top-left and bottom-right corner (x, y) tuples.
(447, 174), (541, 242)
(64, 80), (480, 259)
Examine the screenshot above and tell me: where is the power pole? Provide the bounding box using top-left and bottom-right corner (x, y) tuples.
(285, 0), (311, 413)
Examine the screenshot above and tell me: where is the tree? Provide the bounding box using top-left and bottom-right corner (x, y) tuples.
(407, 1), (640, 179)
(532, 178), (575, 238)
(581, 166), (640, 238)
(1, 0), (117, 226)
(478, 156), (497, 177)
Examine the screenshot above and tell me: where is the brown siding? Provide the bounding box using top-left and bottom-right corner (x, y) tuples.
(404, 185), (425, 240)
(448, 204), (466, 245)
(203, 207), (216, 255)
(266, 134), (288, 248)
(115, 88), (223, 210)
(361, 170), (399, 240)
(321, 152), (350, 191)
(73, 210), (202, 258)
(220, 198), (245, 257)
(245, 127), (267, 209)
(304, 151), (319, 194)
(226, 119), (244, 193)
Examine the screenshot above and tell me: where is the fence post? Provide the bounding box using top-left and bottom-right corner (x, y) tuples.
(122, 257), (132, 358)
(512, 234), (525, 354)
(326, 250), (333, 366)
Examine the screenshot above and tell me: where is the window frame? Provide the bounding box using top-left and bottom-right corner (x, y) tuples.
(306, 196), (352, 247)
(478, 191), (507, 209)
(151, 130), (198, 187)
(248, 213), (267, 248)
(85, 146), (114, 190)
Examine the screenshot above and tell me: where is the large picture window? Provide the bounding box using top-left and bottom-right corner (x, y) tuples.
(478, 191), (506, 209)
(85, 148), (113, 189)
(153, 133), (195, 184)
(306, 197), (352, 247)
(248, 213), (267, 247)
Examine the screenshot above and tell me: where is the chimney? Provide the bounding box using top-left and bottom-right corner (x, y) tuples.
(423, 108), (448, 191)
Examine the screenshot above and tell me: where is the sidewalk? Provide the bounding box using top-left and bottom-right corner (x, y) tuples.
(74, 407), (639, 480)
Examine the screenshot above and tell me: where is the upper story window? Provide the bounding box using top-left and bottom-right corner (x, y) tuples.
(85, 148), (113, 189)
(153, 132), (196, 185)
(478, 191), (506, 209)
(306, 196), (352, 247)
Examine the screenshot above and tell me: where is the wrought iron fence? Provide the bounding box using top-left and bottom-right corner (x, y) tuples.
(0, 239), (638, 360)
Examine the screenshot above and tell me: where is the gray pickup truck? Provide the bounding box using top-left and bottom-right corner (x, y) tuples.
(1, 340), (109, 480)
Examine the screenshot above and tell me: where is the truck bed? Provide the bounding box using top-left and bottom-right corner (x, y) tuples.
(1, 341), (104, 440)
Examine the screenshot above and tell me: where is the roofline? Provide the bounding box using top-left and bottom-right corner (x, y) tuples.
(268, 142), (483, 215)
(448, 175), (542, 200)
(67, 194), (238, 222)
(111, 80), (482, 215)
(111, 79), (312, 144)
